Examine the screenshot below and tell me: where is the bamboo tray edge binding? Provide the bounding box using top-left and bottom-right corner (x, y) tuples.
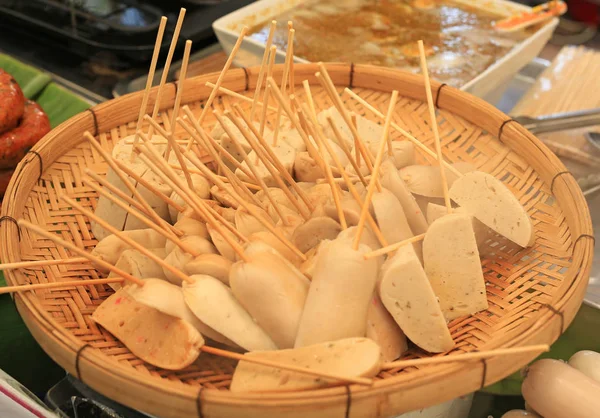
(0, 63), (594, 418)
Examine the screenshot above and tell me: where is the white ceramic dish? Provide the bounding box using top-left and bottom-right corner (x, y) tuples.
(213, 0), (558, 98)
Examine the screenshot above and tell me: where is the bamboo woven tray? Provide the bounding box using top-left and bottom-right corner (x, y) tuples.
(0, 64), (594, 418)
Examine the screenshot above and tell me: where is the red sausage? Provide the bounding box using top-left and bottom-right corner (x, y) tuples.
(0, 69), (26, 134)
(0, 100), (50, 170)
(0, 168), (14, 197)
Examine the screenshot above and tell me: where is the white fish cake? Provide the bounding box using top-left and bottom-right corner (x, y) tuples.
(423, 213), (488, 321)
(380, 245), (454, 353)
(230, 338), (381, 392)
(92, 289), (203, 370)
(294, 238), (379, 347)
(182, 274), (277, 352)
(230, 251), (310, 348)
(449, 171), (534, 247)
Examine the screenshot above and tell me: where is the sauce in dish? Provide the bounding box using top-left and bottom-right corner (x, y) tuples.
(249, 0), (538, 87)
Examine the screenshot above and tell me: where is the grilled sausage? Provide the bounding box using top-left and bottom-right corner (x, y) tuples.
(0, 167), (14, 197)
(0, 69), (25, 134)
(0, 100), (50, 170)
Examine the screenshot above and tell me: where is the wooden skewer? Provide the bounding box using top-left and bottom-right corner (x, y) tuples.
(84, 179), (199, 256)
(201, 345), (372, 386)
(84, 169), (158, 217)
(17, 220), (144, 286)
(138, 145), (249, 258)
(0, 257), (88, 271)
(299, 104), (347, 229)
(177, 110), (259, 185)
(62, 196), (193, 284)
(156, 154), (251, 260)
(350, 114), (362, 166)
(364, 233), (426, 259)
(147, 8), (186, 139)
(191, 26), (249, 148)
(315, 65), (374, 172)
(317, 175), (372, 185)
(317, 118), (388, 247)
(204, 82), (278, 112)
(169, 164), (262, 191)
(134, 134), (210, 219)
(271, 27), (296, 147)
(381, 344), (550, 370)
(84, 131), (176, 236)
(171, 111), (257, 185)
(343, 88), (462, 177)
(181, 120), (263, 208)
(250, 20), (277, 120)
(180, 148), (306, 261)
(108, 163), (185, 214)
(178, 108), (261, 196)
(135, 142), (249, 245)
(165, 39), (193, 185)
(130, 16), (167, 162)
(0, 277), (125, 295)
(354, 91), (398, 250)
(299, 80), (368, 188)
(215, 111), (288, 223)
(302, 80), (317, 119)
(230, 110), (307, 220)
(84, 169), (181, 236)
(351, 111), (378, 171)
(287, 21), (295, 96)
(418, 40), (451, 212)
(266, 79), (317, 161)
(260, 46), (278, 136)
(231, 104), (313, 219)
(228, 106), (310, 220)
(325, 116), (368, 187)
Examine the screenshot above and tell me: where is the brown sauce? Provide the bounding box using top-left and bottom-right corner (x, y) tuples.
(249, 0), (534, 87)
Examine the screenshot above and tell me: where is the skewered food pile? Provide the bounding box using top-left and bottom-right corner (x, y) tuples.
(10, 20), (540, 390)
(0, 69), (50, 197)
(3, 11), (588, 412)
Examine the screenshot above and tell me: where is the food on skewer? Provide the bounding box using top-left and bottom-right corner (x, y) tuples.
(371, 187), (418, 255)
(182, 274), (278, 351)
(2, 15), (545, 396)
(184, 253), (232, 285)
(230, 338), (381, 392)
(107, 248), (167, 290)
(380, 159), (429, 235)
(449, 171), (535, 247)
(423, 213), (488, 321)
(365, 290), (408, 362)
(162, 236), (217, 284)
(230, 250), (309, 348)
(294, 237), (379, 347)
(399, 162), (475, 198)
(92, 289), (204, 370)
(91, 136), (168, 240)
(125, 278), (234, 346)
(91, 228), (167, 273)
(380, 245), (454, 353)
(291, 216), (342, 253)
(172, 217), (209, 239)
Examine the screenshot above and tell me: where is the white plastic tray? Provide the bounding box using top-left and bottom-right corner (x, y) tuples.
(213, 0), (558, 98)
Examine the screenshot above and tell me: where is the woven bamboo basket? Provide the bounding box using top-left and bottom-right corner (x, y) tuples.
(0, 63), (594, 418)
